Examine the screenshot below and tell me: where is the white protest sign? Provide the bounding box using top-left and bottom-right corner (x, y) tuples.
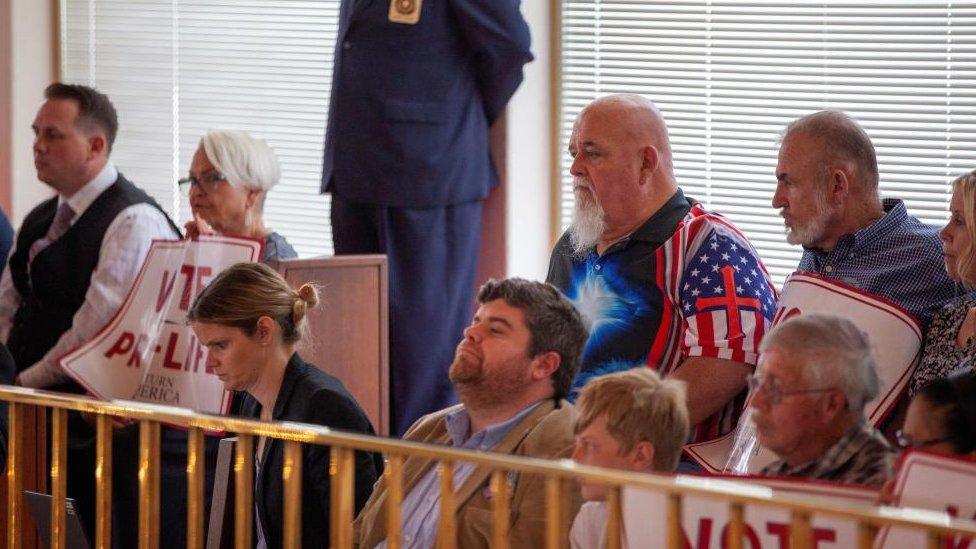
(623, 474), (876, 548)
(60, 236), (263, 413)
(685, 273), (922, 473)
(876, 450), (976, 549)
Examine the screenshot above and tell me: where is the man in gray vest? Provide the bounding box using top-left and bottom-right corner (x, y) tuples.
(0, 83), (179, 390)
(0, 82), (181, 537)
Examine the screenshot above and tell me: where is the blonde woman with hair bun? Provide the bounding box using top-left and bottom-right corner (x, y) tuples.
(189, 262), (381, 547)
(911, 170), (976, 396)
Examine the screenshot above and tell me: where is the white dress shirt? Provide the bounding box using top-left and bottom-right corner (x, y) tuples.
(570, 501), (629, 549)
(0, 163), (179, 388)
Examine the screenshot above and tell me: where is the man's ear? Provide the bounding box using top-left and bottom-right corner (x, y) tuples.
(631, 440), (656, 472)
(640, 145), (660, 180)
(530, 351), (561, 381)
(87, 133), (107, 159)
(825, 166), (852, 205)
(821, 389), (849, 423)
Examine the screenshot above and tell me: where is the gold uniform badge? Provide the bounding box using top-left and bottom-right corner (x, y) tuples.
(389, 0), (422, 25)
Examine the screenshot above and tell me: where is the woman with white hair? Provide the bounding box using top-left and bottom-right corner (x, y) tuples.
(181, 130), (298, 262)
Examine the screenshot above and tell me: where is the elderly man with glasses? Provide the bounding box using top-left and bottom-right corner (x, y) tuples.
(750, 314), (895, 488)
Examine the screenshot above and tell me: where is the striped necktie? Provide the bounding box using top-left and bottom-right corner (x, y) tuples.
(29, 202), (75, 263)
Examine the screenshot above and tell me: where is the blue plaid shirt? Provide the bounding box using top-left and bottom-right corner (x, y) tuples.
(796, 198), (958, 328)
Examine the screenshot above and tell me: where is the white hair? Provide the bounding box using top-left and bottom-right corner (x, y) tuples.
(759, 313), (879, 415)
(199, 130), (280, 192)
(568, 177), (607, 256)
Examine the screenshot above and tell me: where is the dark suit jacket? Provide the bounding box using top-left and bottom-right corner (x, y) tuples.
(233, 353), (382, 549)
(321, 0), (533, 208)
(355, 399), (583, 548)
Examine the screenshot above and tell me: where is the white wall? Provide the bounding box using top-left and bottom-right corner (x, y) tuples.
(10, 0), (54, 225)
(506, 0), (553, 281)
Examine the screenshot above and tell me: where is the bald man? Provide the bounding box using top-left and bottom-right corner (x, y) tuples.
(773, 110), (955, 329)
(546, 94), (777, 446)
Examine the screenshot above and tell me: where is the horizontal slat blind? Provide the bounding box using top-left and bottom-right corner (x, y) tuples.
(560, 1), (976, 286)
(61, 0), (340, 257)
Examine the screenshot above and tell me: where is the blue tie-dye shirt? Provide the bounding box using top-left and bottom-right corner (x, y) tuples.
(547, 190), (692, 396)
(549, 191), (778, 442)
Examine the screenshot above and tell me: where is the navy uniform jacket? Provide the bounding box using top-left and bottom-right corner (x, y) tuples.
(321, 0), (533, 208)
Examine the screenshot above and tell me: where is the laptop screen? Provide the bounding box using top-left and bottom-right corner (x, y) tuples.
(23, 490), (91, 549)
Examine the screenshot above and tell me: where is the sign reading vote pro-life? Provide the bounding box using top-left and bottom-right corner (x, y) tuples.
(60, 235), (263, 414)
(684, 272), (923, 473)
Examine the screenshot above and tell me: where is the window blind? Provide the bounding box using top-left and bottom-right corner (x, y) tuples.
(60, 0), (340, 257)
(559, 1), (976, 286)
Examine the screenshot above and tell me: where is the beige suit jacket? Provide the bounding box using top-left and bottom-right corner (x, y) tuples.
(355, 399), (582, 548)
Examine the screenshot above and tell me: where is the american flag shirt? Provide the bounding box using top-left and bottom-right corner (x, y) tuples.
(547, 191), (777, 443)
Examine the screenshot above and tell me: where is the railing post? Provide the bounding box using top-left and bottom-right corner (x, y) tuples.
(490, 470), (511, 549)
(234, 434), (254, 549)
(791, 510), (813, 549)
(95, 414), (113, 549)
(857, 521), (878, 549)
(545, 476), (565, 549)
(436, 461), (456, 549)
(6, 402), (23, 549)
(329, 447), (355, 548)
(282, 440), (303, 549)
(138, 420), (161, 549)
(186, 427), (205, 549)
(50, 408), (68, 549)
(727, 502), (745, 549)
(666, 492), (683, 549)
(385, 455), (404, 549)
(605, 485), (622, 549)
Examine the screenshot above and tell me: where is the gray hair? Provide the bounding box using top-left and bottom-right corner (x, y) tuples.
(759, 314), (879, 415)
(199, 130), (281, 192)
(781, 110), (879, 189)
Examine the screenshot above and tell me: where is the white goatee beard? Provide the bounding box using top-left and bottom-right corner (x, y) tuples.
(568, 183), (607, 257)
(783, 191), (832, 247)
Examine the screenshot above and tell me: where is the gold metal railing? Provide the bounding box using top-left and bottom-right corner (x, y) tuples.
(3, 385), (976, 549)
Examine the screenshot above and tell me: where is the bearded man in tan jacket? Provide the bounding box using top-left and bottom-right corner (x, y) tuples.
(355, 278), (588, 548)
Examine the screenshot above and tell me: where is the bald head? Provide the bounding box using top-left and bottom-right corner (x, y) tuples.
(578, 94), (674, 176)
(781, 110), (879, 192)
(567, 94), (680, 251)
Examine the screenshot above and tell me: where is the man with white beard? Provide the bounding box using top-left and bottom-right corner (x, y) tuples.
(546, 94), (777, 447)
(773, 110), (955, 328)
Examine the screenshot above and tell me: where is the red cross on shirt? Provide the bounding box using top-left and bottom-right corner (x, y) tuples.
(695, 265), (761, 339)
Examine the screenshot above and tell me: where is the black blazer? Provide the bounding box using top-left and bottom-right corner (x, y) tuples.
(232, 353), (382, 549)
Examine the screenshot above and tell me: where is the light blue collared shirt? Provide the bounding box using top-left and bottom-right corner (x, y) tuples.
(376, 402), (542, 549)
